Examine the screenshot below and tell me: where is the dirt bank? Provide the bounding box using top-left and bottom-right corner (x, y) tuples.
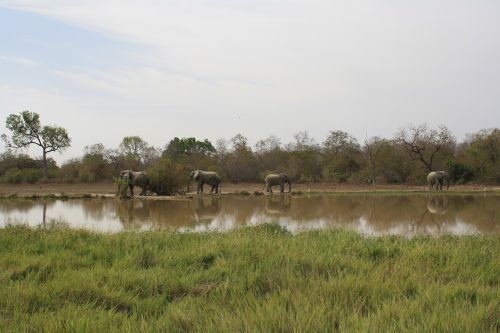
(1, 182), (498, 198)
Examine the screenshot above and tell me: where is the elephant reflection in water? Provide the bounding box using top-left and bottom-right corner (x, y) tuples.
(265, 195), (291, 215)
(412, 195), (450, 233)
(115, 199), (150, 228)
(427, 195), (450, 215)
(194, 196), (221, 222)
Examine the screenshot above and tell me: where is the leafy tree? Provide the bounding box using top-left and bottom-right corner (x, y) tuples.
(323, 130), (360, 155)
(224, 134), (259, 182)
(231, 134), (249, 152)
(119, 136), (148, 160)
(2, 111), (70, 178)
(458, 128), (499, 183)
(322, 130), (362, 183)
(84, 143), (105, 156)
(119, 136), (158, 168)
(282, 132), (322, 182)
(80, 143), (110, 182)
(379, 142), (416, 184)
(163, 137), (215, 160)
(254, 135), (288, 177)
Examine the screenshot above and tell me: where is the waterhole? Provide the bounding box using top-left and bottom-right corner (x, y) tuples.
(1, 194), (498, 236)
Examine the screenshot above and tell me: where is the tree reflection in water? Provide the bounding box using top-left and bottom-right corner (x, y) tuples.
(0, 194), (498, 236)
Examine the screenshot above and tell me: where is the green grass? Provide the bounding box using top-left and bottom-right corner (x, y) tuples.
(0, 225), (498, 332)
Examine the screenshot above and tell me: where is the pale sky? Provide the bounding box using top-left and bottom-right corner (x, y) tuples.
(0, 1), (499, 163)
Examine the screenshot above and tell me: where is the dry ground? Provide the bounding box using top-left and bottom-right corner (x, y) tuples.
(0, 182), (498, 197)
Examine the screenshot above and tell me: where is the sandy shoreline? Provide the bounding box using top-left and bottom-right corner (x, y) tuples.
(1, 182), (498, 199)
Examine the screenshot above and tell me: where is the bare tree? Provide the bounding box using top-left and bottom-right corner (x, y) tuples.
(286, 131), (318, 151)
(104, 148), (124, 176)
(395, 124), (455, 172)
(255, 135), (281, 153)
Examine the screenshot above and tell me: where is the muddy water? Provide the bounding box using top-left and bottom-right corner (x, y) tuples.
(0, 194), (498, 236)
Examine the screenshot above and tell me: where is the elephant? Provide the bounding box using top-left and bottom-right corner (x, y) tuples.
(264, 173), (291, 194)
(190, 170), (221, 194)
(118, 170), (150, 196)
(427, 171), (450, 191)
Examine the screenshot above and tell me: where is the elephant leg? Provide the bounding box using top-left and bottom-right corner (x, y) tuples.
(280, 182), (284, 193)
(129, 185), (134, 196)
(196, 182), (201, 194)
(210, 185), (215, 194)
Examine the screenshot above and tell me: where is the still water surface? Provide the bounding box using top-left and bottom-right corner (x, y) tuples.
(0, 194), (498, 236)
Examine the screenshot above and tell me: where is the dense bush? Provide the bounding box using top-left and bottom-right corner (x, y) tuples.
(448, 161), (474, 184)
(2, 167), (41, 184)
(1, 127), (499, 185)
(21, 168), (42, 183)
(147, 158), (187, 195)
(4, 168), (23, 184)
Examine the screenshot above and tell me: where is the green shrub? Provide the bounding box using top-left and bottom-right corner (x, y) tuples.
(5, 168), (23, 184)
(78, 170), (96, 183)
(147, 158), (186, 195)
(21, 168), (42, 183)
(3, 167), (43, 184)
(114, 176), (129, 198)
(448, 161), (474, 184)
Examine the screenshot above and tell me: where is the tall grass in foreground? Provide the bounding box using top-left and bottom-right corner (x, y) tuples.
(0, 225), (498, 332)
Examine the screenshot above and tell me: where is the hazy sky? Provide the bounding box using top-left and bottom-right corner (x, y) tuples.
(0, 1), (499, 163)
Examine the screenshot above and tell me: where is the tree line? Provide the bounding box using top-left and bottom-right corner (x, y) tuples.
(1, 111), (499, 185)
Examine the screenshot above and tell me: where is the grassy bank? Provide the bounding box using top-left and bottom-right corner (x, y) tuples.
(0, 226), (498, 332)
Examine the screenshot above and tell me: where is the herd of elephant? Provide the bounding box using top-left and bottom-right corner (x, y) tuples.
(118, 169), (450, 197)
